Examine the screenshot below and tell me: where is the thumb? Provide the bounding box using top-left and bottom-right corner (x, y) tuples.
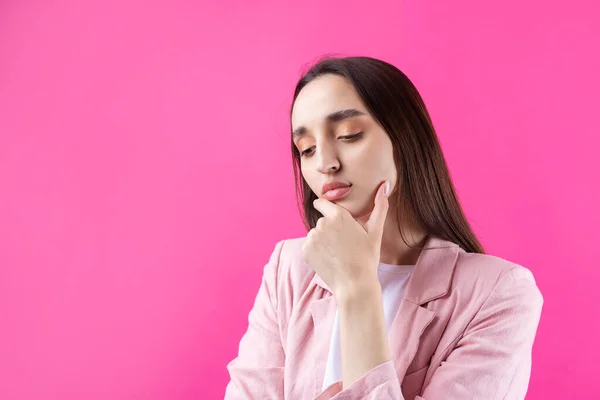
(365, 180), (390, 242)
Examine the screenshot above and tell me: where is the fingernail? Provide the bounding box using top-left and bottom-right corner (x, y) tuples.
(384, 181), (391, 197)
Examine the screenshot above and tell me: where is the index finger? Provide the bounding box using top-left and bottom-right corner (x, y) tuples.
(313, 197), (347, 218)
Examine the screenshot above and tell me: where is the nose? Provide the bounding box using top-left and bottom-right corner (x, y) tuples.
(315, 142), (341, 174)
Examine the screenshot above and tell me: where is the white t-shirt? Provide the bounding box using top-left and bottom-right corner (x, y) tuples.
(321, 262), (414, 391)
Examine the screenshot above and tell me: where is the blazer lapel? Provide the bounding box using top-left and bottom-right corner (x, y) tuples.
(390, 236), (460, 378)
(389, 299), (436, 379)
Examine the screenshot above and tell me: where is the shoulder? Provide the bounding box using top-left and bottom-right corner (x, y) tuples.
(265, 235), (318, 301)
(454, 251), (537, 285)
(267, 236), (307, 274)
(451, 251), (544, 313)
(276, 236), (314, 287)
(275, 236), (307, 267)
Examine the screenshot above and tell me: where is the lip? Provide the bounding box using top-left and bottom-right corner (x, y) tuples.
(322, 180), (352, 193)
(321, 180), (352, 201)
(323, 186), (352, 201)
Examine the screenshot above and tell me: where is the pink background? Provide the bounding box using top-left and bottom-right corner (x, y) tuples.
(1, 1), (598, 399)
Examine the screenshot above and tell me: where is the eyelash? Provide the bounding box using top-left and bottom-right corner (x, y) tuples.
(299, 132), (363, 158)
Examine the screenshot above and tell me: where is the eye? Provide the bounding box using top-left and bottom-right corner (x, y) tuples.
(298, 132), (363, 158)
(338, 132), (363, 141)
(300, 146), (315, 157)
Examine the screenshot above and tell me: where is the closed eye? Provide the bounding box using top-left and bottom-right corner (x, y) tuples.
(300, 147), (315, 157)
(339, 132), (363, 141)
(299, 132), (363, 158)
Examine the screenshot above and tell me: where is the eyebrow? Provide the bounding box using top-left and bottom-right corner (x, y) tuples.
(292, 108), (367, 138)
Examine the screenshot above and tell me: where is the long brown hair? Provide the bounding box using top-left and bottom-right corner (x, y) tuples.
(290, 56), (485, 254)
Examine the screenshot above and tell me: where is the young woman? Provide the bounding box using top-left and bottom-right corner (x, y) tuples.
(224, 56), (543, 400)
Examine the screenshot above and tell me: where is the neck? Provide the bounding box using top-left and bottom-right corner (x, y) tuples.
(356, 203), (428, 266)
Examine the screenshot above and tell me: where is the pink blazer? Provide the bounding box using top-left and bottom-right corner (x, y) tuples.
(224, 235), (543, 399)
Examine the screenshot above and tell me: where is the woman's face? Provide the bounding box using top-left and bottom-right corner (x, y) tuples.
(291, 74), (398, 221)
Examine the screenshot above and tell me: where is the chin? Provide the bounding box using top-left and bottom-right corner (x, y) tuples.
(337, 199), (371, 219)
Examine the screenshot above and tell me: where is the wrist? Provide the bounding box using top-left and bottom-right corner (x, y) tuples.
(335, 277), (382, 306)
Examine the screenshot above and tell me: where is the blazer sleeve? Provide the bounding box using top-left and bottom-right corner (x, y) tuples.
(316, 266), (544, 400)
(224, 240), (286, 399)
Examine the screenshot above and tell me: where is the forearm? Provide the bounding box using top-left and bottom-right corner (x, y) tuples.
(337, 282), (391, 390)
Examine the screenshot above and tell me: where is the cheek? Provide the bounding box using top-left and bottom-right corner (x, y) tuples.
(300, 165), (319, 194)
(351, 147), (395, 178)
(368, 141), (396, 176)
(351, 152), (398, 196)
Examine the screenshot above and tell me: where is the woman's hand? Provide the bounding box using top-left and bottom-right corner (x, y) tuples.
(302, 180), (390, 298)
